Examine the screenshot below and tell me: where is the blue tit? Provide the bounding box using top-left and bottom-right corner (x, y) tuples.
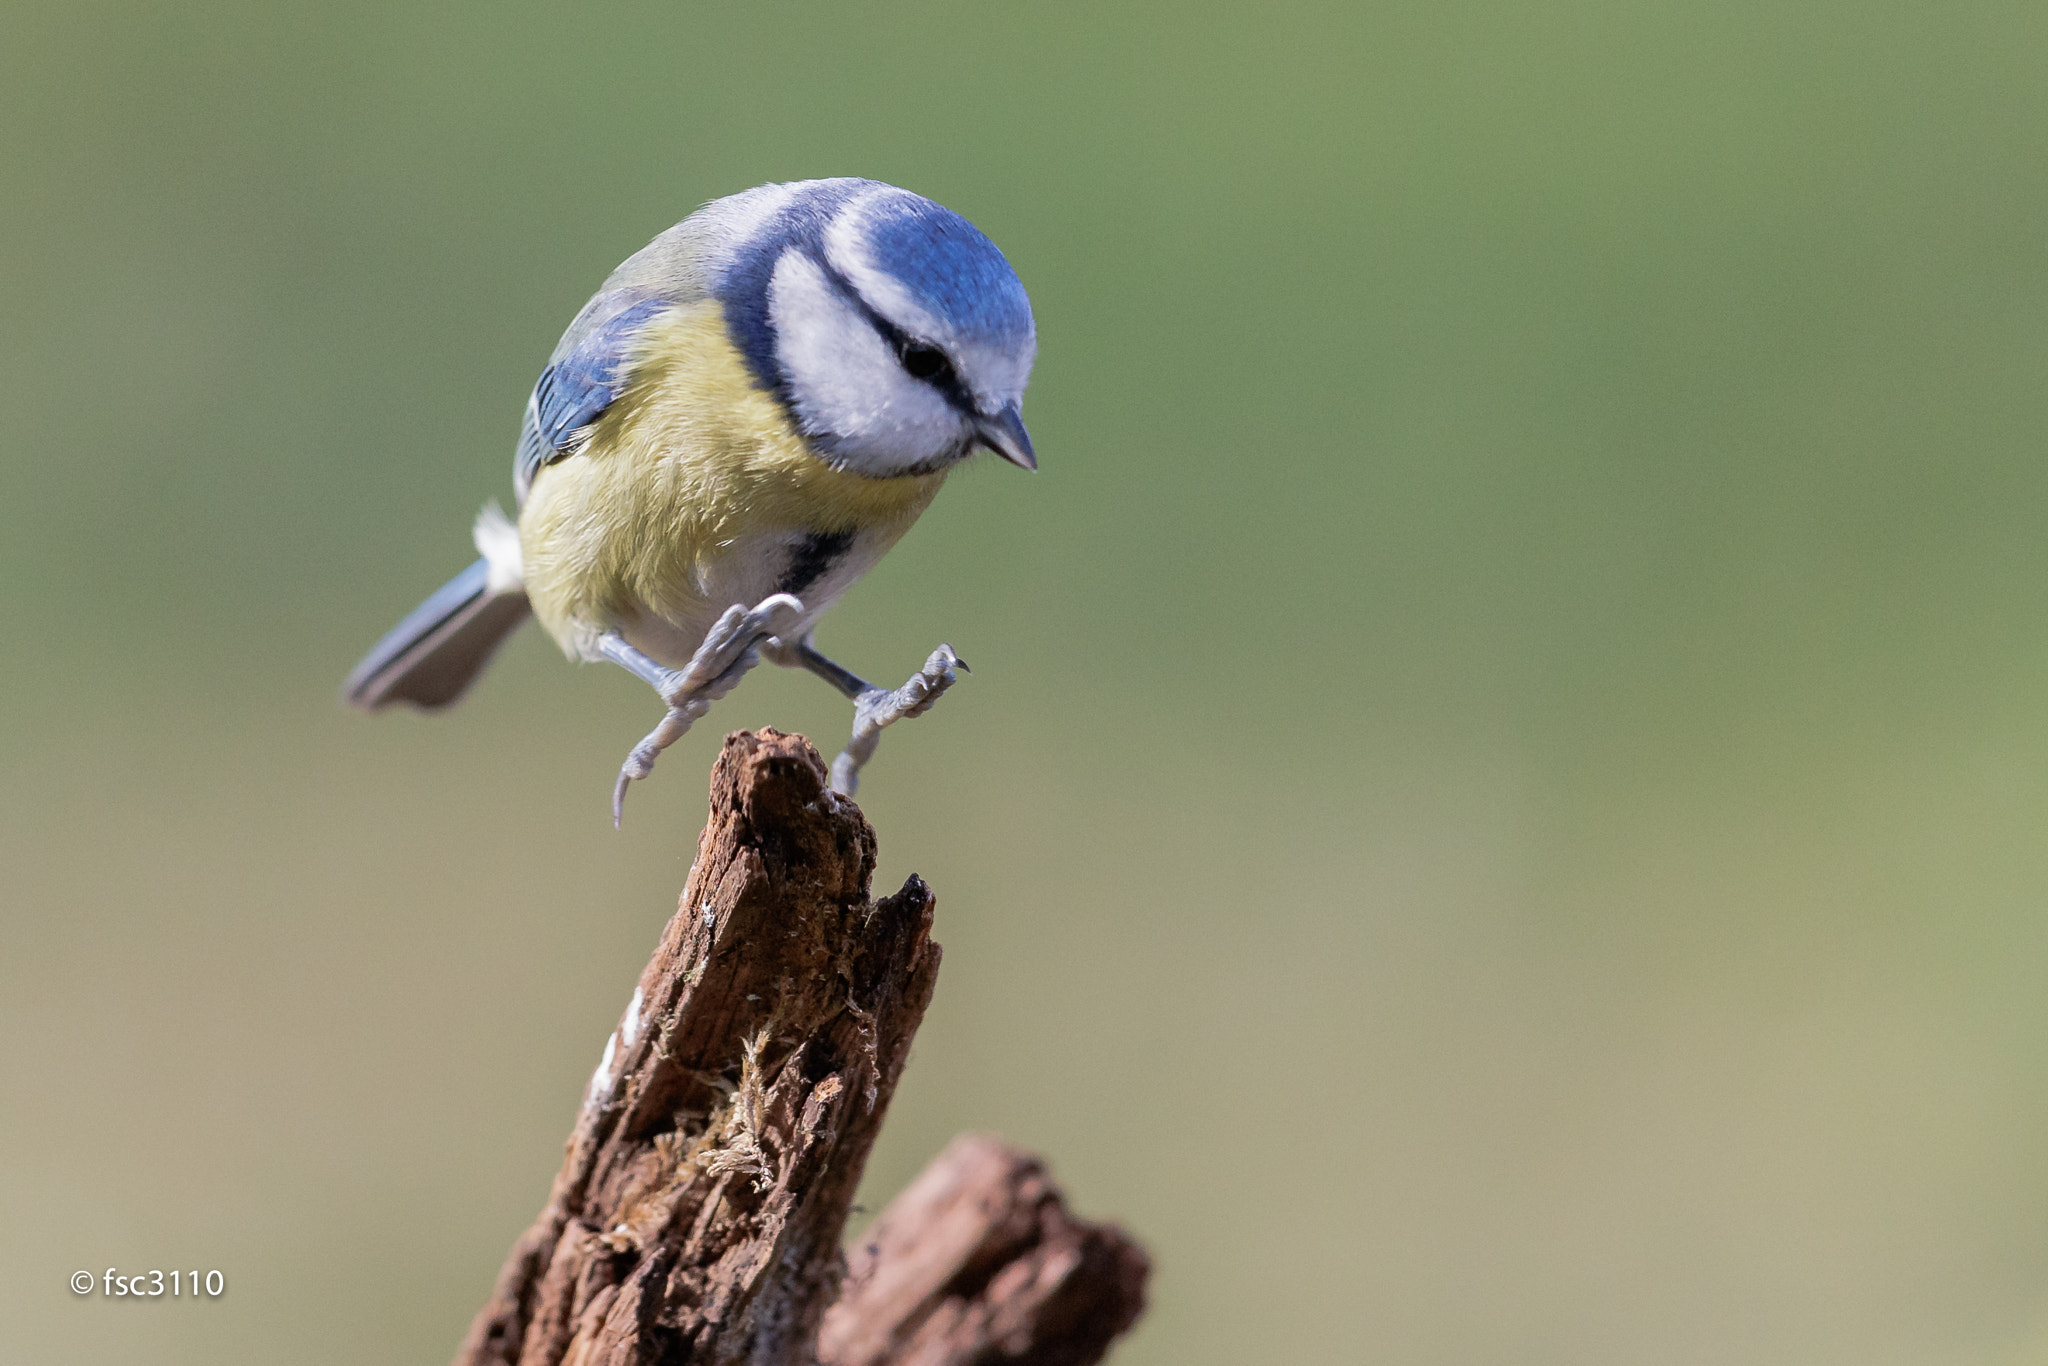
(343, 179), (1037, 820)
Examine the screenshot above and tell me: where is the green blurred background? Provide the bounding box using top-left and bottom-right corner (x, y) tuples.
(7, 1), (2048, 1361)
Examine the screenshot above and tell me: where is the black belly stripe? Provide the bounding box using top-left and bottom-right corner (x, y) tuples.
(778, 528), (857, 596)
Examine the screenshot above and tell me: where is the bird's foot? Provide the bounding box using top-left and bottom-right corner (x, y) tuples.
(607, 594), (808, 825)
(655, 593), (805, 704)
(829, 644), (966, 797)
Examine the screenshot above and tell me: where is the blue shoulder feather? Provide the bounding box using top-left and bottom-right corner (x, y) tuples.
(515, 294), (671, 501)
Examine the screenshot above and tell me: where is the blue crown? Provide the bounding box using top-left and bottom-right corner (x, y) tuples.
(861, 193), (1034, 347)
(714, 180), (1032, 403)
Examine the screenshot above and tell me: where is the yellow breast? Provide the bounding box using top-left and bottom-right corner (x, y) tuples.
(518, 300), (946, 656)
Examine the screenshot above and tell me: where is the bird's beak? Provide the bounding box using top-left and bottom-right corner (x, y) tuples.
(976, 405), (1037, 471)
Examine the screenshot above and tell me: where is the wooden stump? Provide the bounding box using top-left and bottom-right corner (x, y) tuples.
(821, 1134), (1150, 1366)
(454, 731), (1146, 1366)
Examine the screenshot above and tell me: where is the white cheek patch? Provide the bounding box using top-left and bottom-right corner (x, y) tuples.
(768, 249), (965, 473)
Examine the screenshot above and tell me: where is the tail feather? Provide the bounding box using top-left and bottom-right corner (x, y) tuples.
(343, 558), (531, 710)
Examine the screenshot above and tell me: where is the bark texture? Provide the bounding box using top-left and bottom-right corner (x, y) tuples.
(454, 729), (1147, 1366)
(819, 1134), (1151, 1366)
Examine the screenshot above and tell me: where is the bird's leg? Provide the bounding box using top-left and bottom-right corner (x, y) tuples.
(774, 637), (966, 796)
(597, 593), (805, 824)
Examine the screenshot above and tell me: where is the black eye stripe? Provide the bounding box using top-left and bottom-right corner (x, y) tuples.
(807, 250), (976, 415)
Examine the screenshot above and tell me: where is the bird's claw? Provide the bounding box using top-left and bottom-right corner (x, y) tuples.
(830, 644), (965, 797)
(612, 703), (694, 827)
(611, 768), (634, 829)
(862, 644), (961, 725)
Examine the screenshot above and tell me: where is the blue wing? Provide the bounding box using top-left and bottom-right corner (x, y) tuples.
(515, 294), (672, 501)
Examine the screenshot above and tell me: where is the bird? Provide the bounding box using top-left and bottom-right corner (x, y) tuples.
(342, 178), (1037, 822)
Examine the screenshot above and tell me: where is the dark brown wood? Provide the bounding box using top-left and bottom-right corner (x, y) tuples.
(454, 729), (1147, 1366)
(819, 1134), (1150, 1366)
(455, 730), (939, 1366)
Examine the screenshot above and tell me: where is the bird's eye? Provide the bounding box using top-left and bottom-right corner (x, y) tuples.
(899, 344), (948, 381)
